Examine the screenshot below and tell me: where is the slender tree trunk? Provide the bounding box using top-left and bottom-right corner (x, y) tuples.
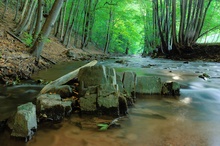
(13, 0), (20, 21)
(31, 0), (64, 62)
(81, 0), (91, 49)
(104, 1), (113, 54)
(74, 7), (84, 47)
(62, 0), (75, 45)
(2, 0), (9, 19)
(60, 0), (68, 41)
(23, 1), (37, 33)
(66, 0), (81, 48)
(29, 12), (37, 35)
(33, 0), (44, 40)
(18, 0), (29, 24)
(15, 0), (36, 35)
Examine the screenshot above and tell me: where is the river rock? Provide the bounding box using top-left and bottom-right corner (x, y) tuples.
(78, 65), (127, 116)
(47, 85), (72, 98)
(98, 94), (119, 116)
(136, 76), (162, 94)
(122, 71), (137, 97)
(80, 94), (97, 112)
(97, 84), (119, 116)
(161, 81), (180, 96)
(78, 65), (108, 88)
(36, 94), (72, 121)
(116, 74), (124, 93)
(7, 102), (37, 142)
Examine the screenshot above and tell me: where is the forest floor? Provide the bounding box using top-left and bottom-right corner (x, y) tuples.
(0, 6), (108, 84)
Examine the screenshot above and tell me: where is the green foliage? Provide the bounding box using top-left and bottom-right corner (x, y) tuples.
(91, 0), (144, 54)
(60, 0), (220, 54)
(97, 123), (109, 131)
(22, 32), (33, 47)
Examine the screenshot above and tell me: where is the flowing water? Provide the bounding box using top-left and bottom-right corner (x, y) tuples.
(1, 56), (220, 146)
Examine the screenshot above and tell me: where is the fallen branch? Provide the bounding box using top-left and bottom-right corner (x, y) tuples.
(40, 60), (98, 94)
(40, 55), (56, 65)
(6, 30), (24, 44)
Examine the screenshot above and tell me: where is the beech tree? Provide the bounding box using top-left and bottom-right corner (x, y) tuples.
(153, 0), (213, 55)
(81, 0), (99, 49)
(31, 0), (64, 62)
(103, 0), (114, 54)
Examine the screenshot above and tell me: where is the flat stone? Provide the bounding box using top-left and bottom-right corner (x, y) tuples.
(136, 76), (162, 94)
(7, 102), (37, 141)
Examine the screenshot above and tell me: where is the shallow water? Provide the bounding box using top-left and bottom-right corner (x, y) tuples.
(1, 56), (220, 146)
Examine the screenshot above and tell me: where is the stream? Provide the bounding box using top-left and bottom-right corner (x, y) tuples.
(1, 56), (220, 146)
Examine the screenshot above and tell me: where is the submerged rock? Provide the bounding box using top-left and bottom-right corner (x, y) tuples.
(7, 102), (37, 142)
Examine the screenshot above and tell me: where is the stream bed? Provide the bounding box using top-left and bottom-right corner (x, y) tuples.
(1, 56), (220, 146)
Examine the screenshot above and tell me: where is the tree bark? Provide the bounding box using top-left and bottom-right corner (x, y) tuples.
(33, 0), (44, 40)
(31, 0), (64, 62)
(1, 0), (8, 19)
(104, 0), (113, 54)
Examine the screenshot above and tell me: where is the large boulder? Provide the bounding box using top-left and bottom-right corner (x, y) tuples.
(7, 102), (37, 142)
(78, 65), (127, 116)
(36, 94), (72, 121)
(136, 76), (162, 94)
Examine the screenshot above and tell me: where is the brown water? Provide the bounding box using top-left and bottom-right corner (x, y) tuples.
(1, 56), (220, 146)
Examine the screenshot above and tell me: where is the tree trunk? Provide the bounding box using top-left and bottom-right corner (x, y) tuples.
(15, 0), (37, 35)
(1, 0), (8, 19)
(62, 0), (75, 45)
(66, 0), (81, 48)
(33, 0), (44, 40)
(104, 1), (113, 54)
(60, 0), (68, 41)
(13, 0), (20, 21)
(18, 0), (29, 25)
(31, 0), (64, 62)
